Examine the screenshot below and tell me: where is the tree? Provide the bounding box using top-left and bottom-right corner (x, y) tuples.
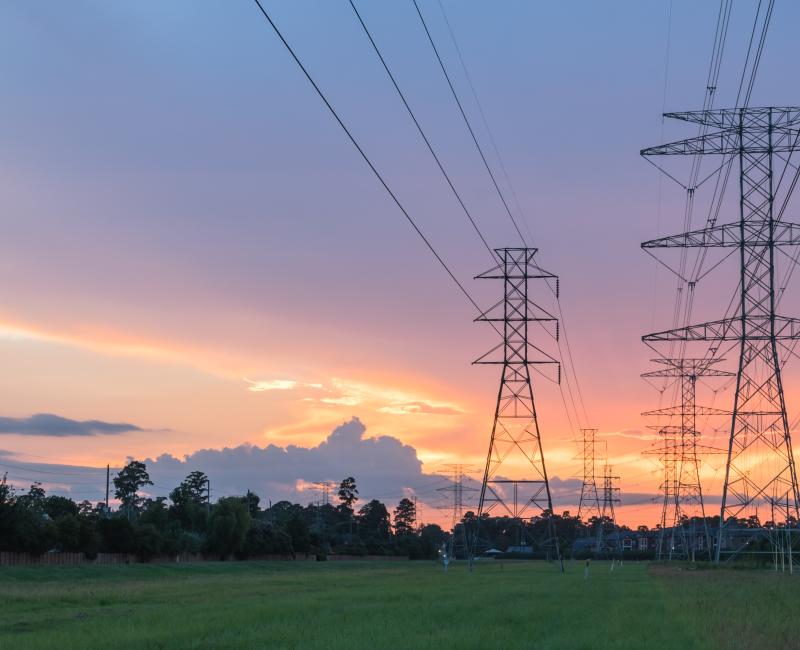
(169, 478), (208, 534)
(97, 517), (134, 553)
(132, 523), (162, 561)
(415, 524), (447, 560)
(17, 482), (46, 513)
(286, 514), (311, 556)
(178, 471), (209, 504)
(242, 490), (260, 517)
(358, 499), (391, 553)
(337, 477), (359, 511)
(393, 498), (416, 536)
(241, 519), (292, 558)
(55, 514), (81, 552)
(44, 495), (79, 520)
(338, 477), (359, 538)
(113, 460), (153, 520)
(207, 497), (251, 559)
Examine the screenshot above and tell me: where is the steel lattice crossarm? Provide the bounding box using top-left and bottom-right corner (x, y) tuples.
(643, 316), (800, 341)
(642, 221), (800, 249)
(642, 405), (730, 418)
(642, 357), (736, 378)
(664, 107), (800, 129)
(475, 247), (558, 284)
(641, 107), (800, 156)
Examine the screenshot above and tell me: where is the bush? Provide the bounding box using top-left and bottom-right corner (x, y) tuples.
(239, 519), (292, 558)
(206, 497), (251, 559)
(132, 523), (162, 561)
(55, 514), (81, 552)
(98, 516), (134, 554)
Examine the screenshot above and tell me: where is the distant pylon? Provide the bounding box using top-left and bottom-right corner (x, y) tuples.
(642, 107), (800, 563)
(437, 464), (477, 560)
(642, 358), (732, 560)
(577, 428), (602, 523)
(596, 463), (620, 554)
(312, 481), (336, 507)
(469, 248), (562, 570)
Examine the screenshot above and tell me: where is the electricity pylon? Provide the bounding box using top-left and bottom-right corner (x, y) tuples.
(596, 464), (620, 555)
(642, 107), (800, 563)
(578, 428), (602, 522)
(469, 248), (562, 570)
(437, 464), (477, 560)
(643, 358), (732, 560)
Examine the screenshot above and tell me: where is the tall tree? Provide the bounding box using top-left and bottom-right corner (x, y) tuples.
(18, 482), (46, 512)
(113, 460), (153, 520)
(358, 499), (391, 540)
(181, 471), (209, 504)
(393, 498), (416, 536)
(337, 477), (358, 511)
(207, 497), (251, 559)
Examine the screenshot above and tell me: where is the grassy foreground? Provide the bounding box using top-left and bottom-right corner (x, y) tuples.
(0, 559), (796, 649)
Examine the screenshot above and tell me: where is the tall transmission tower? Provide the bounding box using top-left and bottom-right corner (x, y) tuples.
(577, 428), (602, 524)
(642, 107), (800, 563)
(469, 248), (562, 568)
(642, 358), (732, 560)
(643, 426), (679, 560)
(437, 464), (477, 560)
(596, 464), (620, 555)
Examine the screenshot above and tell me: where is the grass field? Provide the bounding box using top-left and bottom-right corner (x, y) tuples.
(0, 559), (796, 649)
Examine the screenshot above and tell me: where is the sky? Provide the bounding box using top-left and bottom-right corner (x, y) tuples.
(0, 1), (799, 527)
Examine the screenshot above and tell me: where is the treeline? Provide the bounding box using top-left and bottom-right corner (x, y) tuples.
(0, 461), (447, 561)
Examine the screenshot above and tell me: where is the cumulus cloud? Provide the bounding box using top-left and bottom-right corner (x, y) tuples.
(0, 413), (143, 437)
(143, 417), (434, 507)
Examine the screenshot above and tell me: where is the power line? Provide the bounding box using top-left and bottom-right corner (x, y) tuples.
(250, 0), (484, 318)
(0, 459), (106, 477)
(348, 0), (496, 263)
(435, 0), (535, 246)
(425, 0), (593, 436)
(411, 0), (527, 247)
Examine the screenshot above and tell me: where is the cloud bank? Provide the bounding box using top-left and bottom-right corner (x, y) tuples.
(0, 418), (661, 520)
(0, 413), (143, 437)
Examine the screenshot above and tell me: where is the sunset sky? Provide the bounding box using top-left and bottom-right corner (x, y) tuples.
(1, 1), (799, 527)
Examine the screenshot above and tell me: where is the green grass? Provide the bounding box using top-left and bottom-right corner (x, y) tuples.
(0, 560), (795, 649)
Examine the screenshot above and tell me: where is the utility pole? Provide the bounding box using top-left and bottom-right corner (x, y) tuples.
(206, 478), (211, 516)
(105, 464), (110, 515)
(641, 107), (800, 564)
(642, 358), (732, 560)
(469, 248), (562, 571)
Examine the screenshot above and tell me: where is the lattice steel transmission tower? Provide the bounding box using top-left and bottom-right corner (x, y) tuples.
(469, 248), (561, 568)
(596, 464), (620, 554)
(577, 428), (602, 524)
(643, 359), (732, 560)
(642, 425), (679, 560)
(641, 107), (800, 563)
(438, 464), (476, 560)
